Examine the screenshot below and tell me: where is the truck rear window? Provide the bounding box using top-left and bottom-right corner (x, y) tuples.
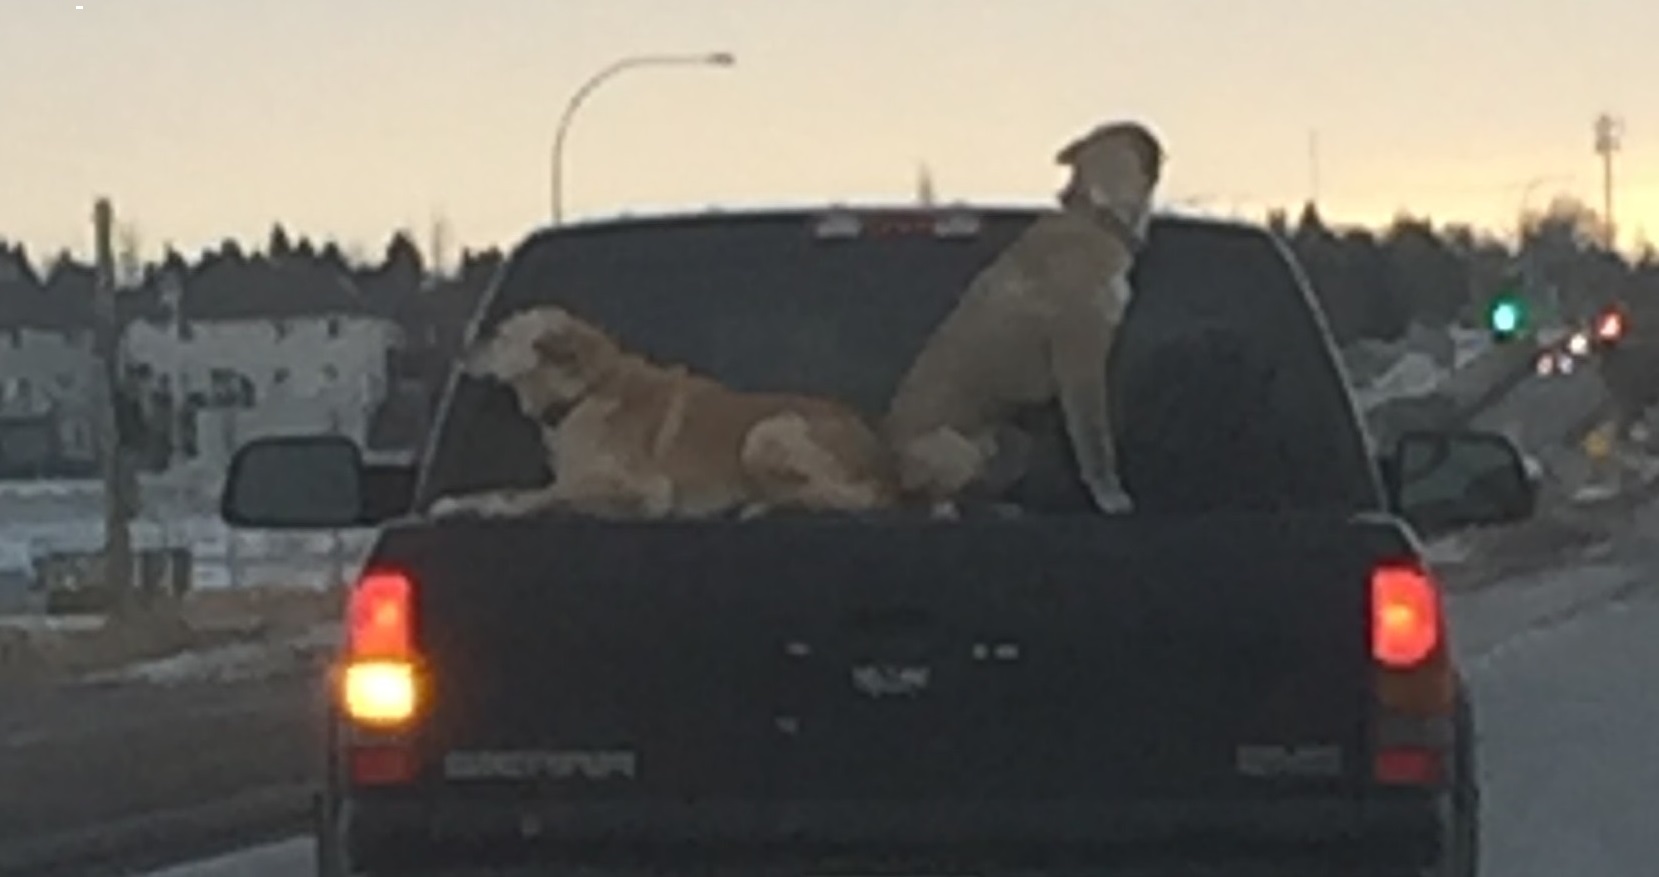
(416, 209), (1381, 515)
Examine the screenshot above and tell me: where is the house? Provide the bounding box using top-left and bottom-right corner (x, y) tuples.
(119, 252), (405, 469)
(0, 253), (100, 475)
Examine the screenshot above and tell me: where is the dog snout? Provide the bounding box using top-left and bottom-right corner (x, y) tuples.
(460, 336), (516, 381)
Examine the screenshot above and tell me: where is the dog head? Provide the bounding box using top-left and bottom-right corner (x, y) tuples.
(461, 305), (621, 419)
(1056, 120), (1166, 233)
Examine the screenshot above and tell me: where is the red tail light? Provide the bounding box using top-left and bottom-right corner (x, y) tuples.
(1374, 746), (1442, 786)
(349, 570), (413, 658)
(1371, 563), (1440, 669)
(349, 744), (419, 786)
(341, 569), (420, 728)
(1597, 310), (1625, 340)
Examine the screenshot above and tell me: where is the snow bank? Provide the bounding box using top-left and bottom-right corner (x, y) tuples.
(1352, 351), (1451, 411)
(79, 621), (340, 686)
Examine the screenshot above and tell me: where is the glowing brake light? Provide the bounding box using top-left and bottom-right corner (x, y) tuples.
(341, 570), (420, 727)
(1596, 310), (1625, 341)
(1370, 563), (1440, 669)
(343, 661), (419, 727)
(349, 570), (413, 658)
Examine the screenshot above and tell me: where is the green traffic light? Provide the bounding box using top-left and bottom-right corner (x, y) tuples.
(1490, 301), (1521, 333)
(1487, 293), (1526, 337)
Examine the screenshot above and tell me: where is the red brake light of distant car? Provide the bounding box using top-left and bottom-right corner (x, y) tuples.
(341, 570), (420, 728)
(1371, 563), (1441, 669)
(1596, 310), (1625, 341)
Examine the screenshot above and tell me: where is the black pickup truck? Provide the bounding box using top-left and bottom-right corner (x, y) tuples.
(222, 206), (1537, 877)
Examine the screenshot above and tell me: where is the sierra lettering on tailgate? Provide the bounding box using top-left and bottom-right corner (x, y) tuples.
(443, 749), (639, 781)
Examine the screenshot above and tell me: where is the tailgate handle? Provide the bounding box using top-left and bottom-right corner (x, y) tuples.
(843, 605), (934, 634)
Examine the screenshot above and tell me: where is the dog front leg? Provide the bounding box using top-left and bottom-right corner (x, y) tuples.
(544, 468), (672, 520)
(1051, 299), (1131, 514)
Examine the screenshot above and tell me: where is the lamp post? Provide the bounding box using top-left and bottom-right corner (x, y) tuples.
(1514, 174), (1575, 327)
(549, 52), (735, 226)
(1516, 174), (1574, 238)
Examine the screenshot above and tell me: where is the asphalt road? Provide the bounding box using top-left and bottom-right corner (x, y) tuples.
(1465, 355), (1613, 501)
(1467, 355), (1605, 456)
(0, 674), (320, 877)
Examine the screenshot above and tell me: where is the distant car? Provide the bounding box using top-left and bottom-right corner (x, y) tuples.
(1535, 350), (1576, 376)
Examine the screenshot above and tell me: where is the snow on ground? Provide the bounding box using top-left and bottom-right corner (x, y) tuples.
(1351, 351), (1451, 411)
(1449, 326), (1490, 369)
(0, 614), (103, 633)
(78, 621), (341, 686)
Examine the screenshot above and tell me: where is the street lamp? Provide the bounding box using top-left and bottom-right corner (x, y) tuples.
(1513, 174), (1575, 327)
(549, 51), (736, 225)
(1515, 174), (1574, 238)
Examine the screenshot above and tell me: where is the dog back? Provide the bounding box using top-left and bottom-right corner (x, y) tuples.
(883, 209), (1134, 444)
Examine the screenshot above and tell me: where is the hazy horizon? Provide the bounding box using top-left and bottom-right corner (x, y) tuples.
(3, 0), (1655, 261)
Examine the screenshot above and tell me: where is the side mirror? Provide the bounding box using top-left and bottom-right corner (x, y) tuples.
(220, 435), (415, 530)
(1384, 429), (1538, 539)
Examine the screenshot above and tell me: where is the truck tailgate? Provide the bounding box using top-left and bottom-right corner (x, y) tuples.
(374, 511), (1383, 810)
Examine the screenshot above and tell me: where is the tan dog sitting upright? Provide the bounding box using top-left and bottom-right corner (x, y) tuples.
(429, 305), (899, 520)
(882, 120), (1165, 515)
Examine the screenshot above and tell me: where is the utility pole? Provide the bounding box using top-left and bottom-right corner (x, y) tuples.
(428, 211), (450, 282)
(1594, 113), (1624, 250)
(93, 198), (137, 612)
(1308, 129), (1322, 207)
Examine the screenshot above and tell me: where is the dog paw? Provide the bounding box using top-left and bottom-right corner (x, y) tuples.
(1092, 491), (1134, 514)
(426, 496), (476, 519)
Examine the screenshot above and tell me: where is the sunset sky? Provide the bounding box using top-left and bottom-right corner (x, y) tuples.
(3, 0), (1656, 264)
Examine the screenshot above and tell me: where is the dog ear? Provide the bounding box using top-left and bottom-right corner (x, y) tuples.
(1055, 132), (1089, 167)
(1056, 122), (1114, 166)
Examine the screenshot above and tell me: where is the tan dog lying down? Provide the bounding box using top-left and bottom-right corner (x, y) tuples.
(429, 305), (900, 520)
(882, 120), (1165, 515)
